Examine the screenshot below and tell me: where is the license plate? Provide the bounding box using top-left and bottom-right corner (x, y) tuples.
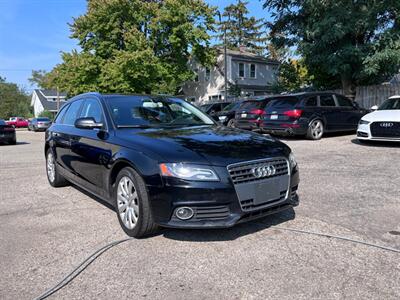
(270, 115), (278, 120)
(241, 113), (247, 118)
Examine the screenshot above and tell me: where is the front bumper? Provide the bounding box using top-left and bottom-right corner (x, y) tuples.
(147, 165), (300, 229)
(357, 123), (400, 142)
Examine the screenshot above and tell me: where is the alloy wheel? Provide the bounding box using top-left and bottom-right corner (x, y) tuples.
(47, 152), (56, 183)
(311, 120), (323, 139)
(117, 176), (139, 230)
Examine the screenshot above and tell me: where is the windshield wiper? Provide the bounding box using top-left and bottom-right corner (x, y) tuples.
(117, 124), (154, 129)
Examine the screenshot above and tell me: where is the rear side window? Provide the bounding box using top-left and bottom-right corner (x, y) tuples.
(63, 100), (83, 125)
(268, 97), (299, 109)
(305, 97), (318, 107)
(319, 95), (336, 107)
(336, 95), (353, 107)
(54, 104), (69, 124)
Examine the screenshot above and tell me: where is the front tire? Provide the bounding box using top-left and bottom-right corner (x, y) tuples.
(307, 119), (324, 140)
(227, 119), (235, 127)
(115, 167), (158, 238)
(46, 149), (68, 187)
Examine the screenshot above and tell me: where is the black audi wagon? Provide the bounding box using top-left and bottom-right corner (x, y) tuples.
(45, 93), (300, 237)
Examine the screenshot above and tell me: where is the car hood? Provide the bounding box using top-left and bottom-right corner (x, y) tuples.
(362, 110), (400, 122)
(116, 125), (290, 166)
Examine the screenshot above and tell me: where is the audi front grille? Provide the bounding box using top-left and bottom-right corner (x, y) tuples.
(227, 157), (290, 212)
(370, 122), (400, 138)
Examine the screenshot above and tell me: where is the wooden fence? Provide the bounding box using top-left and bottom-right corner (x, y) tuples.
(333, 83), (400, 108)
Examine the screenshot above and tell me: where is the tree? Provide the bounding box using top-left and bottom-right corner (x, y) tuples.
(39, 110), (54, 120)
(264, 0), (400, 96)
(272, 59), (312, 93)
(217, 0), (267, 54)
(47, 0), (216, 96)
(0, 78), (32, 119)
(28, 70), (53, 89)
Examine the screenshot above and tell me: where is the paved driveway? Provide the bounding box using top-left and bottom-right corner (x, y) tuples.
(0, 131), (399, 299)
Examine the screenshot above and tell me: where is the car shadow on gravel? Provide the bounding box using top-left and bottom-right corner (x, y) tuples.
(69, 183), (296, 241)
(0, 141), (30, 146)
(351, 139), (400, 148)
(272, 131), (356, 142)
(162, 208), (296, 242)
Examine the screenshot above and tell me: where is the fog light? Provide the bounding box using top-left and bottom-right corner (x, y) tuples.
(175, 207), (194, 220)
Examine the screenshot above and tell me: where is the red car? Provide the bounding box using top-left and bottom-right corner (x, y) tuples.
(6, 117), (29, 128)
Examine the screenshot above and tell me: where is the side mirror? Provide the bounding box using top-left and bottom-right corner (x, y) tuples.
(75, 117), (103, 130)
(370, 105), (378, 111)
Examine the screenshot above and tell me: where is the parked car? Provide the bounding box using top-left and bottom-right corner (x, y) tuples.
(357, 95), (400, 142)
(28, 117), (52, 132)
(200, 102), (231, 116)
(234, 96), (276, 131)
(0, 119), (16, 145)
(6, 117), (28, 128)
(45, 93), (300, 238)
(215, 101), (244, 127)
(260, 92), (367, 140)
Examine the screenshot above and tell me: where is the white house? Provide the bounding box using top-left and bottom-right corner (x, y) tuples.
(31, 89), (68, 117)
(182, 47), (279, 104)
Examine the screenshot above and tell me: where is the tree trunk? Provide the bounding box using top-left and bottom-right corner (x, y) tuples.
(341, 74), (356, 100)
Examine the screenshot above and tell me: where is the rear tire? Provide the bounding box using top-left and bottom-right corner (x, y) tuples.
(46, 149), (69, 187)
(306, 119), (324, 140)
(227, 119), (235, 127)
(115, 167), (158, 238)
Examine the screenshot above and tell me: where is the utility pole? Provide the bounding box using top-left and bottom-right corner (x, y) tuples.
(56, 86), (60, 112)
(217, 11), (229, 102)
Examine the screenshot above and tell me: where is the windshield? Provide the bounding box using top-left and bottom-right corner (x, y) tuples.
(200, 104), (212, 112)
(379, 98), (400, 110)
(105, 96), (215, 128)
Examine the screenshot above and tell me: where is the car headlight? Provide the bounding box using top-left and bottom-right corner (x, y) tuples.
(359, 119), (370, 125)
(289, 153), (297, 168)
(159, 163), (219, 181)
(219, 116), (227, 121)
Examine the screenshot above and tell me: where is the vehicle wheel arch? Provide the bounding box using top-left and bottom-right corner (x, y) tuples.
(109, 159), (143, 197)
(308, 116), (325, 128)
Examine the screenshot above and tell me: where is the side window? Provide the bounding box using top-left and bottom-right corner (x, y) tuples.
(54, 104), (69, 124)
(305, 97), (317, 107)
(79, 98), (104, 123)
(319, 95), (336, 107)
(336, 95), (353, 107)
(239, 63), (245, 78)
(63, 100), (83, 125)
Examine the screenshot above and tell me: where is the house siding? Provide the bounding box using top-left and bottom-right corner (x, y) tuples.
(182, 50), (279, 104)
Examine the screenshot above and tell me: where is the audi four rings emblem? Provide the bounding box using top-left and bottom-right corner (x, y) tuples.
(251, 164), (276, 178)
(380, 123), (394, 127)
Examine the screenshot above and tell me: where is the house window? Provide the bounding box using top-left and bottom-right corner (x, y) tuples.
(205, 68), (211, 81)
(250, 64), (256, 78)
(194, 70), (199, 82)
(238, 63), (245, 78)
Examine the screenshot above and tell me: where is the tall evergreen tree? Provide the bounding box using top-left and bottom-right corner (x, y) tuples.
(264, 0), (400, 96)
(217, 0), (267, 54)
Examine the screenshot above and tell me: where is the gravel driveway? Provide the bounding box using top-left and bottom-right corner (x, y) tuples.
(0, 131), (399, 299)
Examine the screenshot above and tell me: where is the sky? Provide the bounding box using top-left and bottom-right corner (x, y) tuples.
(0, 0), (268, 91)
